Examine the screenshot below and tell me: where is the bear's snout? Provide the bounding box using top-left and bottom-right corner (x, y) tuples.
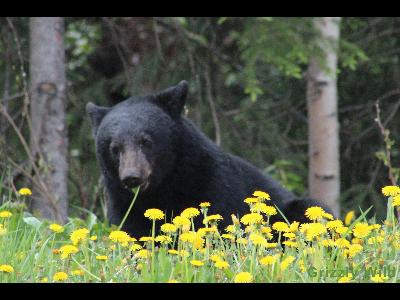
(120, 171), (143, 188)
(118, 149), (151, 190)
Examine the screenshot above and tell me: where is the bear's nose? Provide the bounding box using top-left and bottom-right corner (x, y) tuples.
(121, 172), (142, 188)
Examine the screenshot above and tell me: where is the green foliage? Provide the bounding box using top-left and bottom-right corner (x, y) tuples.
(265, 159), (306, 195)
(65, 19), (101, 74)
(1, 17), (400, 223)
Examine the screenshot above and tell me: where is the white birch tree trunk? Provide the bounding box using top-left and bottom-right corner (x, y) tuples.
(307, 17), (341, 217)
(29, 17), (68, 222)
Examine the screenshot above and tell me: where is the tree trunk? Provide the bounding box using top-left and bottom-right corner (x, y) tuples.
(306, 17), (341, 217)
(29, 17), (68, 223)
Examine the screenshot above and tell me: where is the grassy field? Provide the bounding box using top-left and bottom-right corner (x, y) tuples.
(1, 185), (400, 283)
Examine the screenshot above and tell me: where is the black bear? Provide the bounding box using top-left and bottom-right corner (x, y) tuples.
(87, 80), (331, 238)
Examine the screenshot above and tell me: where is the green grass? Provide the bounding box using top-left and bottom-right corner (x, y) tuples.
(1, 185), (400, 283)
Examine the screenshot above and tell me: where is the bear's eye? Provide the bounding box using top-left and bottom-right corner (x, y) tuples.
(139, 135), (153, 148)
(110, 143), (120, 157)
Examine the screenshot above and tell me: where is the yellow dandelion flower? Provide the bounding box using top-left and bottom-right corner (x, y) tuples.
(281, 256), (295, 271)
(130, 244), (142, 251)
(136, 263), (143, 271)
(305, 206), (326, 221)
(190, 260), (204, 267)
(71, 269), (85, 276)
(161, 223), (177, 233)
(323, 212), (334, 220)
(346, 244), (363, 257)
(225, 225), (236, 233)
(298, 259), (306, 273)
(221, 234), (235, 241)
(178, 250), (189, 257)
(203, 214), (223, 224)
(236, 238), (248, 245)
(109, 230), (131, 246)
(199, 202), (211, 208)
(0, 211), (12, 218)
(40, 277), (48, 283)
(352, 238), (362, 245)
(392, 195), (400, 207)
(253, 190), (271, 200)
(90, 235), (97, 241)
(179, 231), (197, 243)
(241, 213), (263, 225)
(352, 223), (372, 238)
(335, 238), (351, 249)
(321, 239), (335, 247)
(250, 203), (277, 216)
(289, 221), (300, 233)
(139, 236), (154, 242)
(261, 227), (273, 240)
(49, 223), (64, 233)
(172, 216), (191, 227)
(368, 236), (384, 245)
(249, 233), (267, 246)
(168, 249), (179, 255)
(305, 223), (327, 241)
(0, 264), (14, 273)
(326, 220), (344, 230)
(210, 254), (222, 262)
(231, 214), (240, 225)
(168, 279), (180, 283)
(59, 245), (79, 259)
(370, 224), (381, 230)
(18, 187), (32, 196)
(264, 242), (278, 248)
(262, 205), (277, 216)
(335, 226), (349, 235)
(96, 255), (108, 261)
(272, 221), (289, 232)
(214, 260), (229, 270)
(181, 207), (200, 219)
(244, 197), (260, 204)
(144, 208), (164, 221)
(344, 211), (355, 226)
(70, 228), (89, 245)
(338, 273), (353, 283)
(259, 255), (277, 266)
(245, 225), (255, 233)
(155, 235), (173, 244)
(371, 274), (388, 283)
(381, 185), (400, 197)
(234, 272), (253, 283)
(283, 240), (298, 248)
(53, 272), (68, 282)
(135, 249), (151, 259)
(283, 232), (296, 239)
(197, 226), (218, 237)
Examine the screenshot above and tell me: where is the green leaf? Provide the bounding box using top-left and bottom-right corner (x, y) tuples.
(22, 212), (43, 231)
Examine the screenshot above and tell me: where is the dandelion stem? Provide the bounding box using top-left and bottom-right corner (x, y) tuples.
(118, 186), (140, 231)
(151, 219), (156, 278)
(71, 256), (101, 281)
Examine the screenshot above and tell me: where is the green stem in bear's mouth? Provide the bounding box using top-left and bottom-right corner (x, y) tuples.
(118, 186), (140, 231)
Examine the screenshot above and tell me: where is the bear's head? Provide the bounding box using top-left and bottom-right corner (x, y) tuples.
(86, 80), (188, 192)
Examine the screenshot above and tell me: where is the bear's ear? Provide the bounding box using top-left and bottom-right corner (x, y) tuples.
(86, 102), (111, 136)
(153, 80), (188, 117)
